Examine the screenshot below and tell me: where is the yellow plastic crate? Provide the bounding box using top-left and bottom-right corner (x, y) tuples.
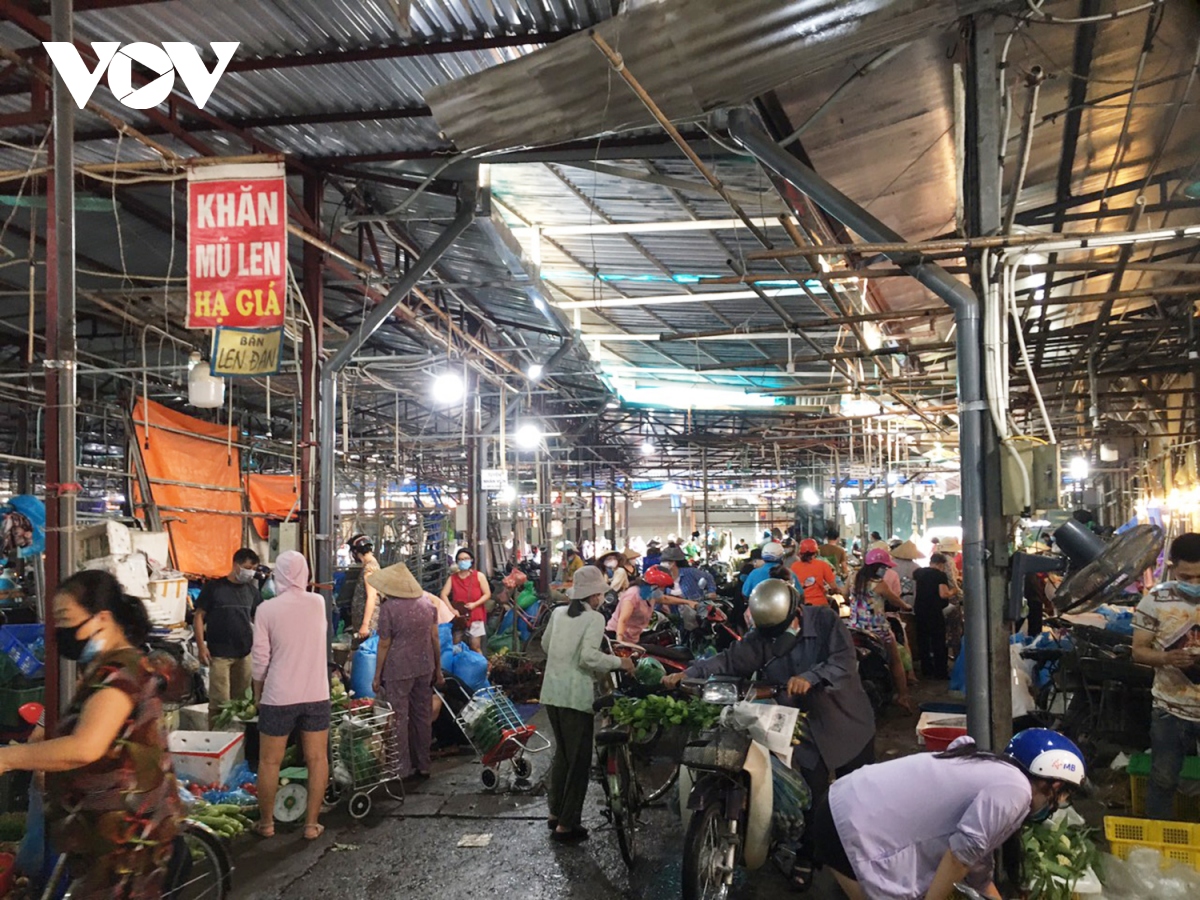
(1129, 773), (1200, 821)
(1105, 815), (1200, 871)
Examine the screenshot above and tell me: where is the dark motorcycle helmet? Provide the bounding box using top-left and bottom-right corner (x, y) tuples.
(748, 578), (800, 639)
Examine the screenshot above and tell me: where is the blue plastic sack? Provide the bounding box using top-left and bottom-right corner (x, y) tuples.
(441, 647), (457, 676)
(439, 622), (454, 652)
(949, 636), (967, 693)
(350, 634), (378, 698)
(454, 649), (489, 692)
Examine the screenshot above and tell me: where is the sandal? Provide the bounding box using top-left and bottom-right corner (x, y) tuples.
(547, 818), (558, 831)
(253, 821), (275, 838)
(790, 859), (814, 892)
(303, 823), (325, 841)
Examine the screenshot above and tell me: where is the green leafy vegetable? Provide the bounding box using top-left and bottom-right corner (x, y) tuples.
(1022, 817), (1100, 900)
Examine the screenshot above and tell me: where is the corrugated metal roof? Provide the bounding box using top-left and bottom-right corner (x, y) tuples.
(426, 0), (997, 151)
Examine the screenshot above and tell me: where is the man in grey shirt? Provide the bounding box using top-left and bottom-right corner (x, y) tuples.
(664, 578), (875, 888)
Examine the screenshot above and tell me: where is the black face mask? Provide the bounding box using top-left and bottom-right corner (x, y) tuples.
(56, 620), (92, 661)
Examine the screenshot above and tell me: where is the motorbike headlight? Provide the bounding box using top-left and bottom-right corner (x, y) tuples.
(702, 682), (740, 705)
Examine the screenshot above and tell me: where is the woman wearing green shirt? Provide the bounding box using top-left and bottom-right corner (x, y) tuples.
(540, 565), (634, 843)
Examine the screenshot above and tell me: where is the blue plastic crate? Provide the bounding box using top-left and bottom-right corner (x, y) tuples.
(0, 624), (45, 679)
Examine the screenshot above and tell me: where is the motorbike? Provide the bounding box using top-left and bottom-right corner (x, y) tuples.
(677, 677), (809, 900)
(847, 625), (894, 715)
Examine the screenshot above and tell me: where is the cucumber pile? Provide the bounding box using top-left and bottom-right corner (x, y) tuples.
(212, 688), (257, 729)
(187, 802), (256, 838)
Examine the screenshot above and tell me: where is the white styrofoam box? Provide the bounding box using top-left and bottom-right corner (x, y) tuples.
(76, 520), (133, 562)
(82, 552), (151, 599)
(179, 703), (210, 731)
(147, 576), (189, 626)
(130, 531), (171, 571)
(169, 730), (245, 787)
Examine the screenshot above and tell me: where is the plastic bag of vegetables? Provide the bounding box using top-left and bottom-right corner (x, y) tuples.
(634, 657), (666, 687)
(769, 754), (811, 843)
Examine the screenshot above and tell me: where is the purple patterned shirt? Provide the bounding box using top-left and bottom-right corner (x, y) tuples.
(377, 595), (437, 684)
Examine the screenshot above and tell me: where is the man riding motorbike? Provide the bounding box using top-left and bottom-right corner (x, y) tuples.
(663, 577), (876, 890)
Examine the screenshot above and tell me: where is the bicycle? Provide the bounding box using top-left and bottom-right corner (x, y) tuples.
(603, 643), (698, 807)
(594, 692), (646, 868)
(40, 818), (233, 900)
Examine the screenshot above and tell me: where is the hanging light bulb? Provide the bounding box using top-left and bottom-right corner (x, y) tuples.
(802, 487), (820, 506)
(431, 371), (464, 404)
(515, 422), (542, 450)
(641, 440), (655, 456)
(1069, 457), (1089, 481)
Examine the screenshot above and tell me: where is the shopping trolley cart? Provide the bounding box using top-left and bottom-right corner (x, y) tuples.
(327, 701), (405, 818)
(437, 682), (550, 791)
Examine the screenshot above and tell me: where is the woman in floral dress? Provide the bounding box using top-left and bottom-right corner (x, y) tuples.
(0, 570), (181, 899)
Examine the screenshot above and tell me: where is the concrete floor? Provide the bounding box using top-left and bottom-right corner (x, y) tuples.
(235, 682), (953, 900)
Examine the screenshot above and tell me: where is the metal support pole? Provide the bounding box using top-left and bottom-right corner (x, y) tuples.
(466, 382), (478, 554)
(300, 175), (324, 565)
(43, 0), (77, 727)
(727, 105), (992, 743)
(702, 447), (710, 557)
(471, 390), (490, 573)
(537, 456), (550, 595)
(966, 13), (1013, 747)
(316, 186), (476, 602)
(609, 466), (617, 552)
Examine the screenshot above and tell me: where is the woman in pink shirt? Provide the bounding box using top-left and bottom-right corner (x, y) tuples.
(251, 551), (331, 840)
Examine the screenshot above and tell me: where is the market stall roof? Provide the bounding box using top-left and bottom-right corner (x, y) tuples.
(0, 0), (1197, 493)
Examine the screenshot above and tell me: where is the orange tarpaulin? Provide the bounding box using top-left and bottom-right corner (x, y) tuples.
(132, 398), (241, 578)
(246, 473), (300, 539)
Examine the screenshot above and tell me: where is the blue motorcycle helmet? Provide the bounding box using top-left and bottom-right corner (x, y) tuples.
(1004, 728), (1087, 822)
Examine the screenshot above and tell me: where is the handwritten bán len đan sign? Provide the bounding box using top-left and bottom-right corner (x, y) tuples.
(211, 327), (284, 377)
(187, 162), (286, 329)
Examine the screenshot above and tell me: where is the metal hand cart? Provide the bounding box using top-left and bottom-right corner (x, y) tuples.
(327, 701), (405, 818)
(437, 682), (550, 791)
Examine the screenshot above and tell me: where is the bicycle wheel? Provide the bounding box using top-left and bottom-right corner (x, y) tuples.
(167, 821), (233, 900)
(607, 747), (638, 868)
(630, 725), (683, 804)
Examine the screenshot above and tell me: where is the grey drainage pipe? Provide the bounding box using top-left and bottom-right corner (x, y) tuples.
(726, 107), (993, 745)
(315, 188), (477, 604)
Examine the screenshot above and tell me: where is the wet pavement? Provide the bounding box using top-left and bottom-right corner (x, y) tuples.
(235, 683), (953, 900)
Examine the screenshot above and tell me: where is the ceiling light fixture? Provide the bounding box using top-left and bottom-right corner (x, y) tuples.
(515, 422), (542, 450)
(431, 371), (464, 404)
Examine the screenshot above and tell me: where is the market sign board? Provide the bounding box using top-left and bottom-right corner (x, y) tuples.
(210, 327), (283, 377)
(480, 468), (508, 491)
(187, 162), (286, 329)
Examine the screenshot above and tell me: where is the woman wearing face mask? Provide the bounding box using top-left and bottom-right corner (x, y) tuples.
(608, 566), (678, 644)
(347, 533), (380, 640)
(440, 548), (491, 652)
(597, 549), (637, 594)
(848, 548), (914, 713)
(0, 570), (182, 899)
(813, 729), (1087, 900)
